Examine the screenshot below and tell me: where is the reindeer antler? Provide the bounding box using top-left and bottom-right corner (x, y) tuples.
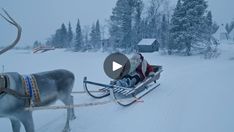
(0, 8), (22, 55)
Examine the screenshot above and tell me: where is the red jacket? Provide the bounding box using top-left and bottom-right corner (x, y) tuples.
(136, 62), (154, 80)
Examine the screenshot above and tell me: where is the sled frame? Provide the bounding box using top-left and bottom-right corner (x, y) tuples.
(83, 66), (163, 106)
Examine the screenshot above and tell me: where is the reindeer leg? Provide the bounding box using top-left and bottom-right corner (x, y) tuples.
(10, 118), (21, 132)
(61, 95), (76, 120)
(18, 111), (35, 132)
(60, 95), (76, 132)
(67, 95), (76, 120)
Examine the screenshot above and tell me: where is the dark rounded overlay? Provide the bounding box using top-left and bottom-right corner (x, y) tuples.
(103, 53), (130, 80)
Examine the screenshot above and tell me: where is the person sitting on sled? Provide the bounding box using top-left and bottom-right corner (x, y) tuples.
(115, 53), (155, 88)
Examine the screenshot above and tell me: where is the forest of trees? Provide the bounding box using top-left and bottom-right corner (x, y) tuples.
(39, 0), (228, 56)
(44, 19), (101, 52)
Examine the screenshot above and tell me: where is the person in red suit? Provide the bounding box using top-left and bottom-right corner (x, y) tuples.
(116, 53), (155, 88)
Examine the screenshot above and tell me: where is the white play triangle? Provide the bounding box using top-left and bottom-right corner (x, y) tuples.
(112, 61), (122, 71)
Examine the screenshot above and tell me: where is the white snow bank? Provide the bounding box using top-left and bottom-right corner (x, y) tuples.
(0, 43), (234, 132)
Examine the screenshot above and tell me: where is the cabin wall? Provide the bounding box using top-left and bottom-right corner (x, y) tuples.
(137, 45), (158, 52)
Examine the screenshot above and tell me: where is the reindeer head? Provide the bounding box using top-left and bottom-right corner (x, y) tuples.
(0, 8), (22, 55)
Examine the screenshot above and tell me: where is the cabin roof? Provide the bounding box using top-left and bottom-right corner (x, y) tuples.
(137, 39), (157, 46)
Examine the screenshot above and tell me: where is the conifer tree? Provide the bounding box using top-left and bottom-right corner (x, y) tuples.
(95, 20), (102, 49)
(160, 14), (169, 49)
(75, 19), (83, 51)
(67, 22), (73, 48)
(169, 0), (184, 52)
(51, 23), (68, 48)
(170, 0), (208, 55)
(109, 0), (143, 51)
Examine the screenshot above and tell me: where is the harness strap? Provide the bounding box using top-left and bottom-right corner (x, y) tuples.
(31, 75), (41, 104)
(21, 76), (29, 96)
(21, 76), (31, 106)
(0, 87), (30, 99)
(25, 76), (33, 97)
(0, 74), (41, 106)
(22, 75), (41, 106)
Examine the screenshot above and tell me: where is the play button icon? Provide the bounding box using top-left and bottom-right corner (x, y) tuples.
(104, 53), (130, 80)
(112, 61), (122, 71)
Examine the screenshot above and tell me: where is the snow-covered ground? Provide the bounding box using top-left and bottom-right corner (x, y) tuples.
(0, 43), (234, 132)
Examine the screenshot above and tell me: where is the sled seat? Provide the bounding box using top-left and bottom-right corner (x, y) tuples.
(111, 66), (163, 96)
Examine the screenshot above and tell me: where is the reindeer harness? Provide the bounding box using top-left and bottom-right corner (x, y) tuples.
(0, 74), (41, 106)
(21, 75), (41, 106)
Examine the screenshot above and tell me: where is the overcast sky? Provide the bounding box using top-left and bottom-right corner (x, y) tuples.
(0, 0), (233, 47)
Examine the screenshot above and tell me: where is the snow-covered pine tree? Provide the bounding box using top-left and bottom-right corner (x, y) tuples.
(170, 0), (208, 55)
(206, 11), (212, 29)
(109, 0), (124, 49)
(145, 0), (163, 39)
(67, 22), (73, 48)
(52, 29), (61, 48)
(60, 23), (68, 48)
(132, 0), (144, 47)
(33, 41), (42, 48)
(160, 14), (170, 50)
(50, 23), (68, 48)
(83, 25), (90, 48)
(207, 11), (213, 31)
(74, 19), (83, 51)
(121, 0), (135, 51)
(141, 19), (149, 39)
(95, 20), (102, 49)
(169, 0), (185, 53)
(109, 0), (123, 50)
(109, 0), (143, 51)
(89, 20), (102, 50)
(200, 11), (213, 43)
(90, 23), (97, 49)
(182, 0), (208, 55)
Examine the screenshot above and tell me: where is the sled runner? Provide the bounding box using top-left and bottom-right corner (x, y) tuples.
(83, 65), (163, 106)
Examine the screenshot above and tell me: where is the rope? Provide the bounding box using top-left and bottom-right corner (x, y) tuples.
(25, 98), (141, 111)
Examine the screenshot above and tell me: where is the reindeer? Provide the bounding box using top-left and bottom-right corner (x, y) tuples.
(0, 9), (76, 132)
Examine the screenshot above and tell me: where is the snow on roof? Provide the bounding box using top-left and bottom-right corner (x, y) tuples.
(137, 39), (157, 46)
(213, 24), (227, 40)
(219, 24), (227, 33)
